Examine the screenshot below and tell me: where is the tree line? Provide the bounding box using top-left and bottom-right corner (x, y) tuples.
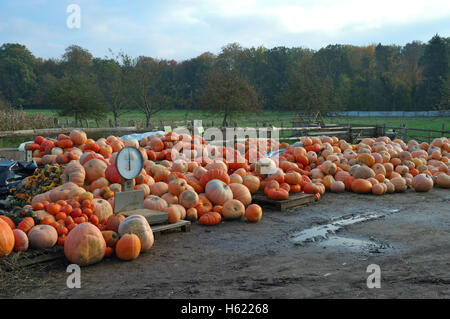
(0, 34), (448, 127)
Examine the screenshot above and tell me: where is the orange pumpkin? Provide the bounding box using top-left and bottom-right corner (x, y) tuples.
(0, 218), (15, 257)
(118, 215), (154, 252)
(351, 179), (372, 193)
(199, 212), (222, 226)
(102, 230), (120, 247)
(222, 199), (245, 220)
(229, 183), (252, 207)
(179, 189), (199, 209)
(245, 204), (262, 222)
(115, 234), (141, 261)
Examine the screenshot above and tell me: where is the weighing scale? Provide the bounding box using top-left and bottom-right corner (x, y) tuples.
(114, 146), (168, 225)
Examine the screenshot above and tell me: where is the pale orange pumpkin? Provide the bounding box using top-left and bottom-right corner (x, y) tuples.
(64, 223), (106, 266)
(222, 199), (245, 220)
(144, 196), (168, 211)
(28, 225), (58, 249)
(179, 189), (199, 209)
(118, 215), (154, 252)
(229, 183), (252, 207)
(205, 179), (233, 205)
(242, 175), (260, 194)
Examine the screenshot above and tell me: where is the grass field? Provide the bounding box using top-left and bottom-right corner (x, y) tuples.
(0, 108), (448, 148)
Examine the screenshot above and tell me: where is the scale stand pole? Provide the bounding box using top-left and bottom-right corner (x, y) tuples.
(121, 177), (134, 193)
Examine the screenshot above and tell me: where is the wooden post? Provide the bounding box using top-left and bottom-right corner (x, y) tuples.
(383, 123), (386, 136)
(109, 119), (113, 128)
(428, 129), (432, 143)
(442, 124), (446, 137)
(66, 119), (69, 127)
(403, 124), (407, 141)
(85, 119), (89, 128)
(53, 118), (59, 127)
(348, 125), (353, 143)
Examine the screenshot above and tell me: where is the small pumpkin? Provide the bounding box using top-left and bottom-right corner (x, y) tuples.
(222, 199), (245, 220)
(199, 212), (221, 226)
(105, 214), (125, 232)
(13, 229), (29, 252)
(245, 204), (262, 222)
(118, 215), (154, 252)
(115, 234), (141, 261)
(102, 230), (120, 247)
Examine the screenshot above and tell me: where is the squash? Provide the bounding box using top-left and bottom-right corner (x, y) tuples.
(18, 217), (35, 234)
(0, 218), (14, 257)
(105, 214), (125, 232)
(168, 178), (188, 196)
(84, 159), (108, 183)
(436, 173), (450, 188)
(144, 196), (168, 211)
(28, 225), (58, 249)
(198, 212), (221, 226)
(64, 223), (106, 266)
(150, 182), (169, 197)
(102, 230), (120, 247)
(330, 181), (345, 193)
(115, 234), (141, 261)
(70, 129), (87, 145)
(199, 168), (230, 188)
(242, 175), (260, 194)
(195, 195), (213, 216)
(118, 215), (154, 252)
(351, 179), (372, 193)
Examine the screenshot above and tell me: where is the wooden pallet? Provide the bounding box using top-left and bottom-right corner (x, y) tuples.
(0, 247), (65, 268)
(252, 192), (315, 211)
(152, 220), (191, 239)
(121, 208), (168, 225)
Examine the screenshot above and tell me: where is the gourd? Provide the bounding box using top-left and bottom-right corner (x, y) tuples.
(64, 223), (106, 266)
(118, 215), (154, 252)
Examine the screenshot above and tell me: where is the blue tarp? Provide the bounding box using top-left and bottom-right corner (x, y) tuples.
(120, 131), (165, 141)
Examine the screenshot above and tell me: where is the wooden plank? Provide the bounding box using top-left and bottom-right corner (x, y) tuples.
(121, 208), (169, 225)
(252, 192), (315, 211)
(152, 220), (191, 239)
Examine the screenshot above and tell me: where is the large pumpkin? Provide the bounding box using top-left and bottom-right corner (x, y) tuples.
(229, 183), (252, 207)
(242, 175), (260, 194)
(199, 168), (230, 188)
(179, 189), (199, 209)
(0, 218), (14, 257)
(118, 215), (154, 252)
(105, 214), (125, 232)
(436, 173), (450, 188)
(205, 179), (233, 205)
(351, 179), (372, 193)
(28, 225), (58, 249)
(61, 160), (86, 186)
(64, 223), (106, 266)
(144, 196), (168, 211)
(70, 129), (87, 145)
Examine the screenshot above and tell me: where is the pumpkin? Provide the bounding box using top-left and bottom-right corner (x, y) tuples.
(70, 129), (87, 145)
(186, 208), (198, 221)
(135, 183), (150, 197)
(351, 166), (376, 179)
(13, 229), (29, 252)
(179, 189), (199, 209)
(105, 164), (122, 184)
(61, 160), (86, 186)
(242, 175), (260, 194)
(195, 195), (213, 216)
(0, 215), (15, 229)
(372, 183), (387, 195)
(18, 217), (35, 234)
(84, 159), (108, 183)
(48, 182), (85, 203)
(205, 179), (233, 205)
(436, 173), (450, 188)
(222, 199), (245, 220)
(150, 182), (169, 197)
(0, 218), (14, 257)
(93, 198), (113, 221)
(330, 181), (345, 193)
(115, 234), (141, 261)
(229, 173), (243, 184)
(28, 225), (58, 249)
(351, 179), (372, 193)
(118, 215), (154, 252)
(199, 212), (221, 226)
(245, 204), (262, 222)
(193, 166), (207, 180)
(105, 214), (125, 232)
(64, 223), (106, 266)
(284, 172), (302, 185)
(89, 177), (110, 192)
(199, 168), (230, 188)
(168, 178), (188, 196)
(144, 196), (168, 211)
(167, 205), (182, 223)
(229, 183), (252, 207)
(411, 174), (434, 192)
(102, 230), (120, 247)
(391, 177), (408, 192)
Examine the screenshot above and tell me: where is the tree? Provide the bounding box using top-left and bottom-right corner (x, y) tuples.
(198, 66), (260, 126)
(0, 43), (36, 106)
(49, 73), (107, 126)
(416, 35), (449, 109)
(93, 55), (128, 126)
(126, 57), (176, 127)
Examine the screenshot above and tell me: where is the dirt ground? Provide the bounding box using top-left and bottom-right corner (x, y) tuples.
(1, 188), (450, 299)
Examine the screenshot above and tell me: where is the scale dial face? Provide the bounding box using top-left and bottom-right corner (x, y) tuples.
(116, 147), (144, 180)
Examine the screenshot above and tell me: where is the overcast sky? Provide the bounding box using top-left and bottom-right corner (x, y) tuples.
(0, 0), (449, 61)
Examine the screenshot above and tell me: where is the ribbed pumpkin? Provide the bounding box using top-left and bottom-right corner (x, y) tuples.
(0, 215), (15, 230)
(28, 225), (58, 249)
(150, 182), (169, 197)
(0, 218), (14, 257)
(229, 183), (252, 207)
(61, 160), (86, 186)
(64, 223), (106, 266)
(199, 211), (221, 226)
(195, 195), (213, 216)
(116, 234), (141, 261)
(118, 215), (154, 252)
(102, 230), (120, 247)
(199, 168), (230, 188)
(105, 164), (122, 184)
(105, 214), (125, 232)
(205, 179), (233, 205)
(242, 175), (260, 194)
(330, 181), (345, 193)
(18, 217), (35, 234)
(70, 129), (87, 145)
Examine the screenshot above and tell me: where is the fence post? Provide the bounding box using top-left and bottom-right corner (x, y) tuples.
(442, 124), (446, 137)
(348, 125), (353, 143)
(383, 123), (386, 136)
(428, 129), (432, 143)
(403, 124), (407, 141)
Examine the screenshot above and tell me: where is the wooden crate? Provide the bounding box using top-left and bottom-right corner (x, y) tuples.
(252, 192), (315, 211)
